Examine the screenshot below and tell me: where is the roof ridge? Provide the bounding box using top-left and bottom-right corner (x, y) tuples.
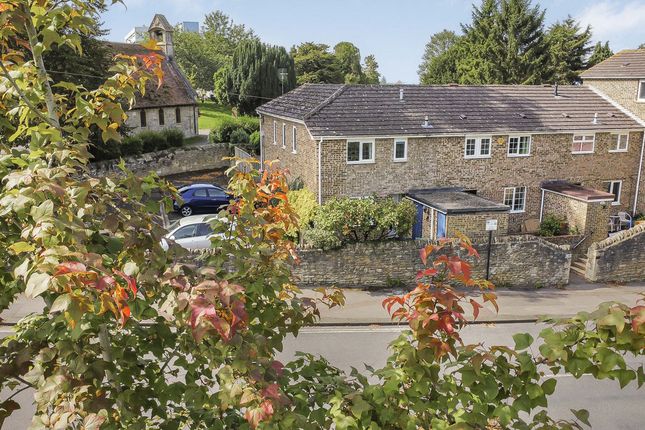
(303, 84), (347, 120)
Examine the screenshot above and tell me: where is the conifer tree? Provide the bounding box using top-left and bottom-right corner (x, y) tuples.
(545, 17), (592, 83)
(457, 0), (502, 84)
(418, 30), (460, 84)
(363, 55), (381, 84)
(587, 41), (614, 68)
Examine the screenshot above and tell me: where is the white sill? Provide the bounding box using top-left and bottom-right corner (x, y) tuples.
(393, 158), (407, 163)
(571, 151), (595, 155)
(281, 145), (286, 149)
(608, 149), (628, 153)
(291, 150), (297, 154)
(464, 155), (492, 160)
(611, 201), (621, 206)
(507, 153), (531, 158)
(347, 160), (375, 165)
(509, 210), (525, 214)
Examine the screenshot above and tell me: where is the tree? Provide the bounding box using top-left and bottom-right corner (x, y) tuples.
(418, 30), (461, 84)
(334, 41), (363, 83)
(225, 39), (296, 114)
(640, 43), (645, 49)
(545, 17), (592, 83)
(291, 42), (343, 84)
(587, 41), (614, 68)
(362, 54), (381, 84)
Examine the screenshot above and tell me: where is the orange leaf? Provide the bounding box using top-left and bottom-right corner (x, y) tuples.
(55, 262), (87, 276)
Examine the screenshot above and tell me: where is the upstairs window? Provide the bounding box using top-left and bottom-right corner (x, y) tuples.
(282, 123), (286, 148)
(140, 110), (147, 127)
(175, 107), (181, 123)
(503, 186), (526, 213)
(347, 140), (374, 164)
(464, 136), (491, 158)
(292, 126), (297, 153)
(507, 135), (531, 156)
(571, 134), (595, 154)
(639, 80), (645, 102)
(273, 121), (277, 144)
(393, 138), (407, 161)
(605, 180), (622, 205)
(158, 108), (165, 126)
(610, 133), (629, 152)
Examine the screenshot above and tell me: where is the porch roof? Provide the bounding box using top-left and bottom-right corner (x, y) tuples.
(406, 188), (510, 214)
(541, 181), (615, 202)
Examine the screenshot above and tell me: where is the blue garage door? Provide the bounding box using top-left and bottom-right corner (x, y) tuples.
(437, 212), (446, 238)
(412, 203), (424, 239)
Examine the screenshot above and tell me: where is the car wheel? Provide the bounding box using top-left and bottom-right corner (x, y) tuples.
(180, 205), (193, 217)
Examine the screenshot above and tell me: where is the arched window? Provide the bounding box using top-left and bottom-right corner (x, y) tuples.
(158, 108), (165, 126)
(140, 110), (147, 127)
(175, 107), (181, 123)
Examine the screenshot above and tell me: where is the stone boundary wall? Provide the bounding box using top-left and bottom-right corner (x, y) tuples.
(89, 143), (229, 177)
(294, 235), (571, 289)
(586, 224), (645, 282)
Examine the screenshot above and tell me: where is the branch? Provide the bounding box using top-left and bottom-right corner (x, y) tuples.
(0, 60), (54, 127)
(5, 384), (31, 403)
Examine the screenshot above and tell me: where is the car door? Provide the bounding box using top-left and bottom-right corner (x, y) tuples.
(207, 188), (229, 210)
(170, 224), (199, 249)
(191, 223), (214, 249)
(191, 188), (211, 212)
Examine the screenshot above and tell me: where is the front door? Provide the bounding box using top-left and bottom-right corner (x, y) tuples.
(412, 203), (424, 239)
(437, 212), (446, 238)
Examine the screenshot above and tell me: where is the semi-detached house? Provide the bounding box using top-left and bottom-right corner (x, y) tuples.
(257, 84), (645, 242)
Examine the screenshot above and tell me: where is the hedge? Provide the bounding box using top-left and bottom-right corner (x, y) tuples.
(89, 128), (185, 161)
(209, 116), (259, 144)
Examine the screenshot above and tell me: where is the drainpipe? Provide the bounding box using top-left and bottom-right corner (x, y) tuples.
(317, 138), (323, 205)
(633, 131), (645, 215)
(540, 188), (546, 222)
(259, 114), (264, 170)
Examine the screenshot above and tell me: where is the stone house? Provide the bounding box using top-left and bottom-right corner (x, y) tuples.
(256, 84), (644, 241)
(110, 14), (198, 137)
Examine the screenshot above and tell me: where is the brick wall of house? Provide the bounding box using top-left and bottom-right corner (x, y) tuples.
(446, 212), (509, 242)
(586, 223), (645, 282)
(585, 79), (645, 122)
(294, 236), (571, 289)
(542, 192), (589, 233)
(125, 105), (198, 137)
(320, 131), (644, 232)
(260, 115), (319, 199)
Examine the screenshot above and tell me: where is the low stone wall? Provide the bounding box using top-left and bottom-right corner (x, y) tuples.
(294, 235), (571, 289)
(89, 143), (230, 177)
(586, 224), (645, 282)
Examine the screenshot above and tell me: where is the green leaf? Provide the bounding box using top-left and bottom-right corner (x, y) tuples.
(8, 241), (35, 254)
(30, 200), (54, 222)
(350, 396), (371, 418)
(50, 294), (71, 313)
(26, 272), (51, 298)
(597, 309), (626, 333)
(541, 378), (557, 395)
(513, 333), (533, 350)
(571, 408), (591, 427)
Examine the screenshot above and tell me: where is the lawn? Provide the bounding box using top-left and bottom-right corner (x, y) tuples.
(198, 101), (234, 130)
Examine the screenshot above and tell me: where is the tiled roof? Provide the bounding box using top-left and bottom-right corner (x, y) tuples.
(257, 84), (642, 138)
(149, 14), (174, 32)
(104, 42), (196, 109)
(581, 49), (645, 79)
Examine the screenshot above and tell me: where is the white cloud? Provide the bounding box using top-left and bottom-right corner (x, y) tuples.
(577, 1), (645, 47)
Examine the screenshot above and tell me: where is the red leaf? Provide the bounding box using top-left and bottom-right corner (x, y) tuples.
(261, 384), (281, 400)
(114, 270), (137, 295)
(55, 262), (87, 276)
(470, 299), (483, 320)
(95, 275), (116, 291)
(269, 360), (284, 377)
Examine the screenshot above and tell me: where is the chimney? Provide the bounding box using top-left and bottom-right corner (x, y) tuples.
(553, 83), (559, 97)
(422, 115), (432, 128)
(399, 88), (404, 102)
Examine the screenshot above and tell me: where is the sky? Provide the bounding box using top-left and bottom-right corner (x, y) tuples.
(100, 0), (645, 84)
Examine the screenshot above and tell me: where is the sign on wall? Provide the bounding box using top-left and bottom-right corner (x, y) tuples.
(486, 219), (498, 231)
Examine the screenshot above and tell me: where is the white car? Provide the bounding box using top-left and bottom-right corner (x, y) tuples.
(162, 214), (231, 251)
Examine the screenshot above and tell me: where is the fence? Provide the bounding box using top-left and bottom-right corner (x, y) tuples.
(232, 146), (260, 173)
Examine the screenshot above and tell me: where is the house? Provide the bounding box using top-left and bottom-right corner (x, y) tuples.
(109, 14), (198, 137)
(257, 84), (645, 242)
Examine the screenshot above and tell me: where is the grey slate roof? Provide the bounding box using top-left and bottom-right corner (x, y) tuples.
(407, 188), (509, 214)
(149, 14), (174, 32)
(256, 83), (642, 138)
(581, 49), (645, 79)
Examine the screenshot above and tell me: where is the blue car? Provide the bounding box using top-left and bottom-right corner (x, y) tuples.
(173, 184), (232, 217)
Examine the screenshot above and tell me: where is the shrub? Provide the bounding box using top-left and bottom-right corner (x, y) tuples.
(302, 227), (342, 250)
(288, 177), (304, 191)
(538, 214), (565, 237)
(209, 117), (241, 143)
(286, 189), (318, 241)
(247, 130), (260, 152)
(161, 128), (184, 148)
(90, 141), (121, 161)
(230, 128), (250, 144)
(305, 196), (416, 248)
(237, 116), (260, 134)
(138, 130), (168, 152)
(120, 135), (143, 156)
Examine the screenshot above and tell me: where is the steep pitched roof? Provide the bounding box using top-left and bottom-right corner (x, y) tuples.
(104, 42), (196, 109)
(149, 14), (174, 32)
(581, 49), (645, 79)
(257, 84), (642, 138)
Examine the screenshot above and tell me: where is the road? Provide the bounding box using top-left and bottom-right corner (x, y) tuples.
(2, 322), (643, 429)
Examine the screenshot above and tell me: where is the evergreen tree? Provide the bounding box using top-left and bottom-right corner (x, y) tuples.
(226, 40), (295, 114)
(334, 42), (363, 83)
(291, 42), (343, 85)
(640, 43), (645, 49)
(587, 41), (613, 68)
(545, 17), (592, 83)
(418, 30), (460, 84)
(363, 55), (381, 84)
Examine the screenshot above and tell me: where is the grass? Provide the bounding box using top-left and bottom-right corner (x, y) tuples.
(198, 101), (234, 130)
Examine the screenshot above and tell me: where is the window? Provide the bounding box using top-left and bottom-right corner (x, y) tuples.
(193, 188), (208, 197)
(173, 225), (197, 240)
(464, 136), (491, 158)
(195, 223), (213, 237)
(207, 188), (227, 198)
(639, 80), (645, 102)
(158, 108), (165, 126)
(605, 180), (622, 205)
(175, 107), (181, 123)
(140, 110), (147, 127)
(610, 133), (629, 152)
(347, 140), (374, 163)
(292, 126), (297, 153)
(273, 121), (277, 144)
(393, 138), (407, 161)
(282, 123), (286, 148)
(503, 186), (527, 213)
(571, 134), (595, 154)
(507, 135), (531, 156)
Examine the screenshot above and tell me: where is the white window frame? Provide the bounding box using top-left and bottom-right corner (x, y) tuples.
(464, 136), (492, 159)
(503, 186), (527, 213)
(507, 135), (532, 157)
(605, 180), (622, 206)
(609, 133), (629, 152)
(281, 123), (286, 149)
(346, 139), (375, 164)
(393, 137), (407, 162)
(273, 121), (277, 144)
(571, 134), (595, 154)
(638, 80), (645, 102)
(292, 126), (297, 154)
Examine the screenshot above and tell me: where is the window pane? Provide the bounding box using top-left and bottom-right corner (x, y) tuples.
(581, 142), (594, 152)
(193, 189), (208, 197)
(159, 109), (165, 126)
(504, 189), (514, 207)
(174, 225), (197, 239)
(480, 138), (490, 155)
(465, 139), (476, 156)
(195, 223), (213, 237)
(395, 141), (405, 159)
(207, 189), (226, 198)
(175, 107), (181, 123)
(619, 134), (628, 150)
(292, 128), (297, 151)
(140, 110), (147, 127)
(509, 137), (519, 154)
(362, 141), (372, 160)
(639, 82), (645, 100)
(347, 141), (360, 161)
(519, 136), (530, 154)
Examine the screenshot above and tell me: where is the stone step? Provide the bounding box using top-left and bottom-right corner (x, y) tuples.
(570, 264), (587, 277)
(571, 260), (587, 270)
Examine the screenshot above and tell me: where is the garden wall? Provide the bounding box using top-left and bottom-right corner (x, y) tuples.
(294, 235), (571, 289)
(585, 224), (645, 282)
(89, 143), (229, 177)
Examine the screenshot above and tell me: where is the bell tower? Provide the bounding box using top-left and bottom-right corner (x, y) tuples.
(148, 14), (174, 57)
